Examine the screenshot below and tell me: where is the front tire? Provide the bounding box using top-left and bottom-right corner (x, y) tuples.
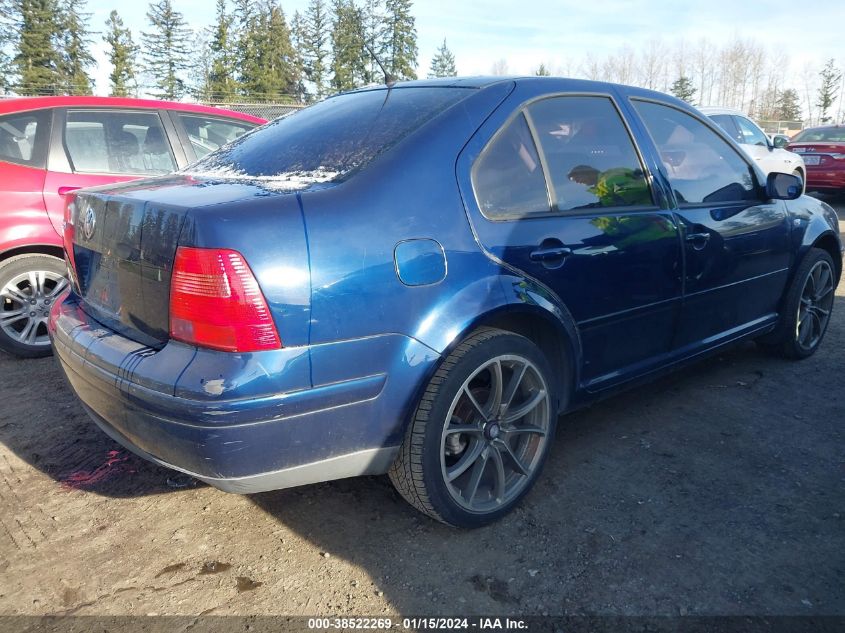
(792, 169), (806, 194)
(0, 254), (68, 358)
(758, 247), (836, 359)
(389, 328), (557, 528)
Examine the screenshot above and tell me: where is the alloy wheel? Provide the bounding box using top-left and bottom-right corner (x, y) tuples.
(0, 270), (68, 348)
(440, 354), (550, 513)
(795, 260), (835, 352)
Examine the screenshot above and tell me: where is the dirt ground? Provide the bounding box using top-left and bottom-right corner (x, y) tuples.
(0, 198), (843, 619)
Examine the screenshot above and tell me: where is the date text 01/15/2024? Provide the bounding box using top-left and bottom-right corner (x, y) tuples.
(306, 618), (528, 630)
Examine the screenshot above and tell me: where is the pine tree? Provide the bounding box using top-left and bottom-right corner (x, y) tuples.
(206, 0), (237, 100)
(238, 0), (297, 100)
(103, 9), (138, 96)
(13, 0), (63, 95)
(360, 0), (386, 84)
(670, 75), (696, 104)
(302, 0), (330, 98)
(233, 0), (257, 96)
(0, 0), (15, 92)
(775, 88), (802, 121)
(816, 59), (842, 123)
(142, 0), (192, 100)
(427, 38), (455, 78)
(383, 0), (416, 80)
(57, 0), (94, 95)
(534, 63), (550, 77)
(290, 10), (308, 101)
(330, 0), (366, 91)
(260, 2), (297, 98)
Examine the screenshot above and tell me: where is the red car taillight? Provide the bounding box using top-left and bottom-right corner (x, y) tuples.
(169, 246), (282, 353)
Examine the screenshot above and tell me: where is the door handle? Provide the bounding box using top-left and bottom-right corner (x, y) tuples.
(685, 232), (711, 243)
(58, 186), (81, 196)
(529, 246), (572, 262)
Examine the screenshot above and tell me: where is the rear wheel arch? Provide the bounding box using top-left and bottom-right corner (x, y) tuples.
(429, 305), (580, 416)
(0, 244), (64, 264)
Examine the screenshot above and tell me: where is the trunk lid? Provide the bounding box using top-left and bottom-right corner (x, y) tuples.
(68, 175), (286, 347)
(788, 142), (845, 168)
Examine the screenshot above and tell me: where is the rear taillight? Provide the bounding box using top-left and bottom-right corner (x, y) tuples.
(169, 246), (282, 353)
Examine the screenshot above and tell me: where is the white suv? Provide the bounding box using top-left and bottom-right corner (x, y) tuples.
(699, 106), (806, 190)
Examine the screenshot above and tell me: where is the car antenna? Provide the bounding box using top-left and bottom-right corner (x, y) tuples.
(363, 40), (396, 88)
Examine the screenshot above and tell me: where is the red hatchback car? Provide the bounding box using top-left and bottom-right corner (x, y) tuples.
(788, 125), (845, 194)
(0, 96), (265, 357)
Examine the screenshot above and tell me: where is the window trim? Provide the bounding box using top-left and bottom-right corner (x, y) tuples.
(60, 108), (178, 177)
(628, 97), (767, 208)
(471, 91), (660, 222)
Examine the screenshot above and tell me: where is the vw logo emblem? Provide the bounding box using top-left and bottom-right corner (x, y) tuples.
(82, 206), (96, 241)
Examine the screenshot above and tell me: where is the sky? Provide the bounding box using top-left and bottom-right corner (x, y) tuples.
(85, 0), (845, 97)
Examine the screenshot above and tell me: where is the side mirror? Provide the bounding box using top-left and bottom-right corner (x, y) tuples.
(772, 135), (789, 149)
(766, 172), (802, 200)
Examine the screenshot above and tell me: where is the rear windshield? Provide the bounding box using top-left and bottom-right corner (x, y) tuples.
(185, 87), (473, 188)
(791, 127), (845, 142)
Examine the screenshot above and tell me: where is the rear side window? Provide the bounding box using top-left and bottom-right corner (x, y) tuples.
(526, 96), (652, 211)
(188, 87), (472, 182)
(633, 101), (760, 205)
(472, 113), (550, 219)
(0, 109), (51, 168)
(178, 114), (255, 160)
(64, 110), (176, 175)
(708, 114), (742, 143)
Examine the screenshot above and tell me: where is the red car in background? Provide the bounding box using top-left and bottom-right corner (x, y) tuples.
(0, 96), (265, 357)
(788, 125), (845, 194)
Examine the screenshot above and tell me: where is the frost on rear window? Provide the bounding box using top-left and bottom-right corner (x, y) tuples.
(183, 87), (472, 189)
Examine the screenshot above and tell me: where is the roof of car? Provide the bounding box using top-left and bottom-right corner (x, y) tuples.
(800, 123), (845, 132)
(338, 76), (684, 101)
(0, 95), (266, 123)
(697, 106), (744, 116)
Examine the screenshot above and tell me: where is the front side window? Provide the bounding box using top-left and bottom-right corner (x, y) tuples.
(178, 114), (255, 160)
(472, 113), (550, 219)
(0, 109), (50, 168)
(64, 110), (176, 175)
(734, 116), (769, 147)
(526, 96), (653, 211)
(633, 101), (760, 205)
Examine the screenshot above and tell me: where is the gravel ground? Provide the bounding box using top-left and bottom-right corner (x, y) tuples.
(0, 196), (842, 619)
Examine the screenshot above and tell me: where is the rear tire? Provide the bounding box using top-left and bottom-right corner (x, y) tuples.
(389, 328), (557, 528)
(0, 254), (68, 358)
(757, 248), (836, 359)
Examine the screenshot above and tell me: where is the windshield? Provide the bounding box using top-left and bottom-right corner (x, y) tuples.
(185, 87), (473, 188)
(791, 127), (845, 143)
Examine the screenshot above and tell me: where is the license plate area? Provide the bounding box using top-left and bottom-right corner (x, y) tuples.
(803, 155), (821, 166)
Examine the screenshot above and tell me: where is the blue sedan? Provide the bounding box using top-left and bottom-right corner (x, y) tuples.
(50, 77), (842, 528)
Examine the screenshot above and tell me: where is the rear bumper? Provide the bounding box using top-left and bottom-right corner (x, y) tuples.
(805, 165), (845, 191)
(49, 294), (439, 493)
